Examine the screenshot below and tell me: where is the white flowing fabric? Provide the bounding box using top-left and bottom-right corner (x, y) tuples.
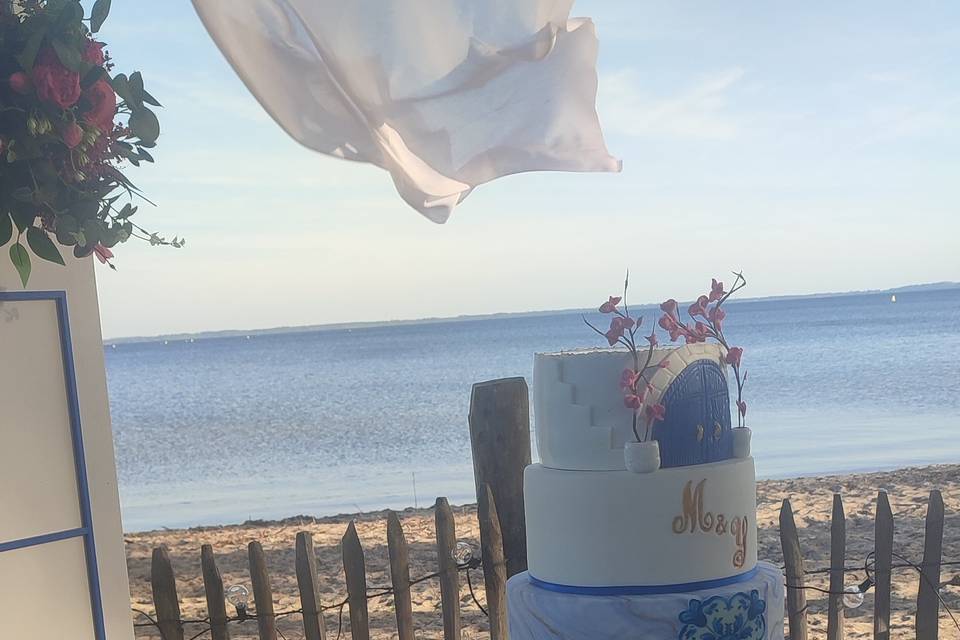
(192, 0), (621, 222)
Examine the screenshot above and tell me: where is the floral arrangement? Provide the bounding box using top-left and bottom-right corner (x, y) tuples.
(658, 272), (748, 427)
(585, 272), (749, 444)
(0, 0), (177, 286)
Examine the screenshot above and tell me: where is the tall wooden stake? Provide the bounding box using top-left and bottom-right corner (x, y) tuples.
(469, 376), (531, 577)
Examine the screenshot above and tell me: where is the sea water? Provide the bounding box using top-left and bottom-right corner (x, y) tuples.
(106, 288), (960, 531)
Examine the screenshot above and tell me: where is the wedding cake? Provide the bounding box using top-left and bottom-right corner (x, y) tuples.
(507, 276), (785, 640)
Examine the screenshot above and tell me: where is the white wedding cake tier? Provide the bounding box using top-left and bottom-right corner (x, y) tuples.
(533, 345), (731, 471)
(508, 562), (785, 640)
(525, 457), (757, 588)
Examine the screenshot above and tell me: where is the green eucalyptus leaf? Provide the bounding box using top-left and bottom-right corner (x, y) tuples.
(141, 89), (162, 108)
(90, 0), (112, 33)
(17, 29), (46, 71)
(138, 147), (155, 163)
(129, 71), (144, 97)
(0, 212), (12, 247)
(74, 243), (95, 259)
(10, 210), (36, 233)
(68, 199), (99, 221)
(53, 39), (84, 72)
(100, 228), (121, 248)
(10, 243), (31, 286)
(56, 1), (84, 28)
(56, 215), (79, 234)
(81, 65), (108, 89)
(111, 73), (135, 106)
(81, 219), (104, 245)
(53, 215), (79, 246)
(129, 107), (160, 144)
(26, 227), (65, 265)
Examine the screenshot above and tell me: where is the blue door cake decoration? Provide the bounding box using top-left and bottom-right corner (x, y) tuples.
(653, 359), (733, 468)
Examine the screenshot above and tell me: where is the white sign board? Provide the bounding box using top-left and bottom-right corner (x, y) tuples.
(0, 257), (133, 640)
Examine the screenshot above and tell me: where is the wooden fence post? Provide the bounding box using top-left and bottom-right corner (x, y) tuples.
(151, 546), (184, 640)
(435, 497), (462, 640)
(342, 521), (370, 640)
(248, 541), (278, 640)
(916, 490), (944, 640)
(780, 499), (808, 640)
(469, 377), (530, 578)
(387, 511), (416, 640)
(874, 491), (894, 640)
(479, 483), (509, 640)
(827, 494), (846, 640)
(201, 544), (230, 640)
(295, 532), (327, 640)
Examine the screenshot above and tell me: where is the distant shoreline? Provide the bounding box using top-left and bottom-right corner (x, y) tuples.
(104, 281), (959, 345)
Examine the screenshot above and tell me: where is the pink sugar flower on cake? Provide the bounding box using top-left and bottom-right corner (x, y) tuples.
(584, 271), (663, 443)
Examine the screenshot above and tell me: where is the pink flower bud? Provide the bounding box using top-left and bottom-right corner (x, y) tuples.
(646, 332), (658, 347)
(645, 403), (666, 424)
(599, 296), (622, 314)
(605, 317), (625, 346)
(658, 314), (676, 330)
(737, 400), (747, 417)
(63, 122), (83, 149)
(688, 295), (709, 318)
(709, 278), (725, 302)
(623, 394), (643, 411)
(726, 346), (743, 368)
(93, 243), (114, 264)
(9, 72), (31, 95)
(660, 299), (679, 317)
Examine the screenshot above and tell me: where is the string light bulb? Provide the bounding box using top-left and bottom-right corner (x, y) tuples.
(452, 540), (476, 566)
(225, 584), (250, 619)
(843, 577), (874, 609)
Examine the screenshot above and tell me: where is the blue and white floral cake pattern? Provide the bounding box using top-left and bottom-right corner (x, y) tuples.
(678, 589), (767, 640)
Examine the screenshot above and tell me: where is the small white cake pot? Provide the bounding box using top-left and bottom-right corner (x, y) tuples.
(732, 426), (752, 458)
(624, 440), (660, 473)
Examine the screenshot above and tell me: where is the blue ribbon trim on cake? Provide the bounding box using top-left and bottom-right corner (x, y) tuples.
(528, 566), (760, 596)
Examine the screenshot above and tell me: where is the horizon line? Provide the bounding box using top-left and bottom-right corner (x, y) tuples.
(102, 280), (959, 345)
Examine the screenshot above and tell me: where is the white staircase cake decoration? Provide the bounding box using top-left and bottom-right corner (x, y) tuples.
(534, 355), (621, 471)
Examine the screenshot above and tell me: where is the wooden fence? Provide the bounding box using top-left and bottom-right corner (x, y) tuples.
(135, 378), (956, 639)
(138, 488), (509, 640)
(780, 489), (950, 640)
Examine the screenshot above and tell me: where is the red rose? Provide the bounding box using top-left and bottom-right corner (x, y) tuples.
(83, 79), (117, 132)
(9, 72), (31, 94)
(32, 48), (81, 109)
(83, 41), (106, 66)
(63, 122), (83, 149)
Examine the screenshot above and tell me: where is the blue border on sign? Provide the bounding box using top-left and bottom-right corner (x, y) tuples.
(0, 290), (106, 640)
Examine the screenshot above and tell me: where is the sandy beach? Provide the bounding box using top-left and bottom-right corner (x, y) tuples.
(126, 464), (960, 639)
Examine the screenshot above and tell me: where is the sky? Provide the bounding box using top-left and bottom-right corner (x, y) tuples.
(92, 1), (959, 339)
